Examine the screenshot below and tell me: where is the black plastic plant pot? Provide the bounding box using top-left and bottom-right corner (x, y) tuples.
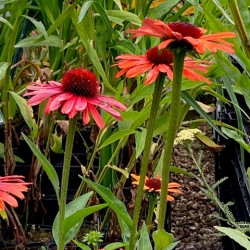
(214, 100), (250, 250)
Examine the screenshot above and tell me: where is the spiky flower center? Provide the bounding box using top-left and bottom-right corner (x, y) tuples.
(169, 21), (202, 38)
(145, 177), (161, 191)
(146, 47), (174, 65)
(62, 68), (99, 97)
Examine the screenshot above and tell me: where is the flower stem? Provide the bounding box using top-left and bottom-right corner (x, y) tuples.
(157, 49), (186, 230)
(58, 116), (77, 250)
(129, 74), (165, 250)
(145, 194), (157, 229)
(227, 0), (250, 58)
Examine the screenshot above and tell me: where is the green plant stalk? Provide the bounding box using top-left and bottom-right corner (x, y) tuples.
(145, 194), (157, 229)
(157, 49), (186, 230)
(129, 74), (165, 250)
(58, 116), (77, 250)
(227, 0), (250, 58)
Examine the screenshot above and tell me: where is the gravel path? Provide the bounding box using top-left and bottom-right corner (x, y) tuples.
(170, 124), (223, 250)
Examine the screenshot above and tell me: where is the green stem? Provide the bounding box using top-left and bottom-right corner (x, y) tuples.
(145, 194), (157, 229)
(157, 49), (186, 230)
(129, 74), (165, 250)
(58, 116), (77, 250)
(227, 0), (250, 58)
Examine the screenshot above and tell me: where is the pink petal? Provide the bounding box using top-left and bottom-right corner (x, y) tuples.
(88, 104), (105, 129)
(75, 96), (87, 111)
(83, 107), (90, 125)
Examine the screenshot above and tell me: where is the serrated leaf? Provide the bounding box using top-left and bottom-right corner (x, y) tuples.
(211, 177), (228, 190)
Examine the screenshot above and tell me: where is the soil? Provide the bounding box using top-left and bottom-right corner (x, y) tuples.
(170, 123), (223, 250)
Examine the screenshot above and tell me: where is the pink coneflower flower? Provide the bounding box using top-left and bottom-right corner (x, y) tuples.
(131, 174), (182, 201)
(24, 68), (126, 129)
(0, 175), (30, 214)
(115, 46), (211, 85)
(128, 18), (236, 54)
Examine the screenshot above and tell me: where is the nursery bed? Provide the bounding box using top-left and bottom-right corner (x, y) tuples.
(171, 123), (223, 250)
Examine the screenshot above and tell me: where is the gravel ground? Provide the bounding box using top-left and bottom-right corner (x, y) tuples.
(170, 124), (224, 250)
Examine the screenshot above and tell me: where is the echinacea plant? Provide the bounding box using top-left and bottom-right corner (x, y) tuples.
(116, 18), (236, 250)
(131, 174), (182, 228)
(0, 175), (31, 219)
(24, 68), (126, 250)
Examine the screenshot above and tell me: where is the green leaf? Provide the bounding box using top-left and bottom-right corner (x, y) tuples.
(135, 128), (147, 159)
(22, 134), (60, 202)
(165, 241), (181, 250)
(62, 204), (108, 245)
(221, 127), (250, 153)
(47, 3), (77, 35)
(181, 91), (226, 138)
(80, 177), (132, 230)
(72, 13), (115, 92)
(107, 164), (129, 178)
(149, 0), (182, 19)
(15, 35), (63, 48)
(104, 242), (128, 250)
(73, 240), (91, 250)
(113, 0), (122, 10)
(0, 17), (13, 29)
(214, 226), (250, 249)
(23, 15), (48, 38)
(98, 129), (137, 150)
(138, 223), (153, 250)
(205, 0), (234, 25)
(153, 229), (174, 250)
(0, 62), (9, 85)
(9, 92), (38, 138)
(78, 0), (94, 23)
(106, 10), (141, 26)
(53, 192), (94, 246)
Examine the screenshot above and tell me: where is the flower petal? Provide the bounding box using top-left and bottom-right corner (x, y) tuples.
(88, 104), (105, 129)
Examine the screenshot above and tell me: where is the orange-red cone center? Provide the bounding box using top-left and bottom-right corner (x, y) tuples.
(146, 47), (174, 65)
(145, 177), (161, 191)
(169, 21), (202, 38)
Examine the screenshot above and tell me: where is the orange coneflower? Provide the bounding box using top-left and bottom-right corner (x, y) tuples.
(24, 68), (126, 129)
(127, 18), (236, 54)
(131, 174), (182, 201)
(115, 46), (211, 85)
(0, 175), (31, 217)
